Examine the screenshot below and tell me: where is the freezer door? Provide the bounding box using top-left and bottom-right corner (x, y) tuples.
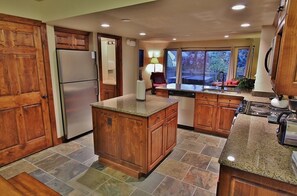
(57, 50), (97, 83)
(60, 80), (98, 139)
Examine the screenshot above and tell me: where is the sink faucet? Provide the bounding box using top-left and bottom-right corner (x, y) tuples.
(218, 71), (225, 92)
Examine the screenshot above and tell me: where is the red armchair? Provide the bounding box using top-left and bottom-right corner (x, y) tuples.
(150, 72), (167, 94)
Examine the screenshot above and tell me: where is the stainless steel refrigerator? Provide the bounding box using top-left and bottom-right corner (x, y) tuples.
(57, 49), (98, 140)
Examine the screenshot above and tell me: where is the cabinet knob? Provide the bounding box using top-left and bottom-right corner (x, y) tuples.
(41, 95), (48, 99)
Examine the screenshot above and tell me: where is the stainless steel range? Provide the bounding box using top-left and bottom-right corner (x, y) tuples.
(244, 101), (290, 123)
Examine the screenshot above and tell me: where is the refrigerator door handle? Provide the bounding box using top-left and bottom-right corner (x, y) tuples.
(95, 85), (99, 96)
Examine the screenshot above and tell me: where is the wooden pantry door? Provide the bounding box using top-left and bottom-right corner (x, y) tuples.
(0, 15), (54, 166)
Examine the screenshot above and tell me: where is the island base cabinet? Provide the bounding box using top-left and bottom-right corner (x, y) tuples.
(92, 103), (177, 178)
(218, 165), (297, 196)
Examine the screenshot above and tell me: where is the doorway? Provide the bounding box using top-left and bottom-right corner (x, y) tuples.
(97, 33), (122, 100)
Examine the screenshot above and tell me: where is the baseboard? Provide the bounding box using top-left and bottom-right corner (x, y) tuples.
(178, 124), (194, 130)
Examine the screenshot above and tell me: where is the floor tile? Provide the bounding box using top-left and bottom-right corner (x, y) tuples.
(101, 167), (131, 182)
(196, 134), (221, 147)
(176, 140), (205, 154)
(51, 141), (83, 155)
(67, 189), (87, 196)
(25, 149), (55, 163)
(219, 139), (227, 148)
(35, 153), (70, 172)
(46, 178), (74, 195)
(183, 167), (218, 193)
(94, 178), (136, 196)
(155, 159), (190, 180)
(177, 131), (200, 144)
(126, 172), (165, 193)
(193, 187), (216, 196)
(131, 189), (152, 196)
(153, 176), (196, 196)
(167, 148), (187, 161)
(79, 136), (94, 149)
(29, 169), (54, 183)
(49, 160), (88, 182)
(0, 160), (37, 179)
(201, 145), (223, 158)
(69, 168), (110, 192)
(83, 155), (98, 167)
(180, 152), (211, 170)
(67, 147), (95, 163)
(207, 158), (220, 174)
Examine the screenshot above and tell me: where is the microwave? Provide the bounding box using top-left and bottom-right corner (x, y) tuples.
(264, 23), (284, 79)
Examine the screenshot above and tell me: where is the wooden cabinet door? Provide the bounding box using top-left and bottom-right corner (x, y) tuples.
(54, 27), (89, 50)
(194, 101), (216, 131)
(95, 110), (118, 159)
(148, 124), (164, 170)
(164, 114), (177, 155)
(0, 20), (53, 165)
(216, 104), (237, 135)
(118, 114), (147, 172)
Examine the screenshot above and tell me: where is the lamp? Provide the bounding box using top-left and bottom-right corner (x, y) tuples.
(150, 57), (159, 72)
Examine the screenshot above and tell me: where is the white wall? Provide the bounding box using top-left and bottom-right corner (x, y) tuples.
(46, 25), (64, 138)
(122, 38), (139, 94)
(254, 26), (275, 93)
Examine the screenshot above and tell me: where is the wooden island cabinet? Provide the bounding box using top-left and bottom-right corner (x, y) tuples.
(91, 95), (178, 178)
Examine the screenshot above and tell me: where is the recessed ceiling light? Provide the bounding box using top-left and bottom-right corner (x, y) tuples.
(241, 23), (250, 27)
(121, 19), (131, 22)
(173, 38), (177, 41)
(101, 23), (110, 28)
(139, 32), (146, 36)
(232, 4), (246, 10)
(224, 35), (229, 38)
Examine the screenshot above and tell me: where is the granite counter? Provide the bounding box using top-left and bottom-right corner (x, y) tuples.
(156, 83), (270, 102)
(91, 94), (178, 117)
(219, 114), (297, 186)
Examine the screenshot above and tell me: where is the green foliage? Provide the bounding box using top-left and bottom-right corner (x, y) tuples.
(238, 77), (255, 90)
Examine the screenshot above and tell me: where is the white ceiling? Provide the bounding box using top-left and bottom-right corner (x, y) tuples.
(48, 0), (279, 42)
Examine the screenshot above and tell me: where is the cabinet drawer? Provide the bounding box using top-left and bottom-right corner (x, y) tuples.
(218, 95), (242, 105)
(149, 110), (165, 127)
(196, 100), (217, 106)
(166, 103), (178, 117)
(196, 93), (217, 102)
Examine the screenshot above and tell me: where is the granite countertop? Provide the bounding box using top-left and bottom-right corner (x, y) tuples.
(91, 94), (178, 117)
(219, 114), (297, 186)
(157, 83), (270, 102)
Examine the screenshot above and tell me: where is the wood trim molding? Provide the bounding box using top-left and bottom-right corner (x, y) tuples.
(0, 13), (42, 26)
(40, 24), (59, 146)
(54, 26), (90, 35)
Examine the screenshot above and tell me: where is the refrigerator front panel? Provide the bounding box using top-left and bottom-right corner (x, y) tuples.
(60, 80), (98, 139)
(57, 50), (97, 83)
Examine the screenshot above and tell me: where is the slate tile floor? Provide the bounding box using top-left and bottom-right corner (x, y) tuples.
(0, 129), (226, 196)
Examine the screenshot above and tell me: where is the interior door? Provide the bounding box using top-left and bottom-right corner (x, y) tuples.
(98, 33), (122, 101)
(0, 18), (53, 165)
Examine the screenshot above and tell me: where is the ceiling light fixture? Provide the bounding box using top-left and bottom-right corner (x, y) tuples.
(121, 19), (131, 22)
(241, 23), (250, 27)
(232, 4), (246, 10)
(173, 38), (177, 41)
(224, 35), (229, 38)
(101, 23), (110, 28)
(139, 32), (146, 36)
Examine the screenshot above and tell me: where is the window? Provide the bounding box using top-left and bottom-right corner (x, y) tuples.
(235, 48), (250, 79)
(165, 50), (177, 83)
(181, 50), (231, 85)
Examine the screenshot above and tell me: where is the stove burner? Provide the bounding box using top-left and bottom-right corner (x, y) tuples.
(246, 101), (289, 117)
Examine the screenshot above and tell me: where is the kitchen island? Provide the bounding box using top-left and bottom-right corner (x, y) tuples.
(91, 94), (178, 178)
(218, 114), (297, 195)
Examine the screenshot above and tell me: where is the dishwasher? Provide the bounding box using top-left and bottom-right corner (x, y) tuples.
(169, 90), (195, 129)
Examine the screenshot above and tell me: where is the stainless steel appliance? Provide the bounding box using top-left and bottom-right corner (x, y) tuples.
(244, 101), (289, 123)
(57, 49), (98, 140)
(277, 100), (297, 146)
(169, 90), (195, 129)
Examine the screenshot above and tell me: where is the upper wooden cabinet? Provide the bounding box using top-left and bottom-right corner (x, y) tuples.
(273, 0), (297, 96)
(54, 26), (89, 50)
